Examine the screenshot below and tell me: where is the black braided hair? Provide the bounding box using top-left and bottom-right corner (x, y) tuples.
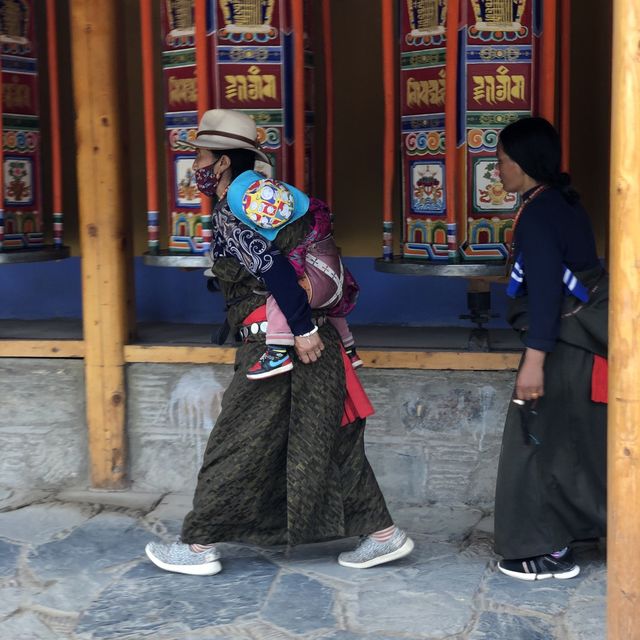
(499, 117), (580, 204)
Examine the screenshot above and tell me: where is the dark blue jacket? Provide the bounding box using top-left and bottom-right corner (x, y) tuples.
(513, 187), (600, 351)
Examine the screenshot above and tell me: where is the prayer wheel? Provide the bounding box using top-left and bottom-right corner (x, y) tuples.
(385, 0), (568, 263)
(0, 0), (66, 260)
(152, 0), (321, 256)
(0, 0), (43, 252)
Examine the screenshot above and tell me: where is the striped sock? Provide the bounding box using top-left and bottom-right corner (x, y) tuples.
(551, 547), (568, 559)
(189, 543), (215, 553)
(370, 525), (397, 542)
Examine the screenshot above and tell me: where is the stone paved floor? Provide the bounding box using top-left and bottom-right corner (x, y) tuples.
(0, 488), (605, 640)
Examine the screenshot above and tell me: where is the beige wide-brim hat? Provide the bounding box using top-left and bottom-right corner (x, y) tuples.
(185, 109), (270, 164)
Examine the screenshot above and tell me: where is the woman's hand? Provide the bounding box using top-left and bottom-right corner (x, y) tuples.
(515, 348), (546, 401)
(294, 330), (325, 364)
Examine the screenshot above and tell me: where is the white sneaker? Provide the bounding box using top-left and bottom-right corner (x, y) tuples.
(338, 528), (414, 569)
(145, 539), (222, 576)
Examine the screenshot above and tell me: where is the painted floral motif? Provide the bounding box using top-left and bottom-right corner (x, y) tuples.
(475, 160), (517, 211)
(411, 162), (445, 214)
(5, 158), (31, 204)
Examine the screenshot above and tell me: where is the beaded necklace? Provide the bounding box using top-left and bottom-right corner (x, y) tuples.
(505, 184), (548, 274)
(218, 183), (230, 201)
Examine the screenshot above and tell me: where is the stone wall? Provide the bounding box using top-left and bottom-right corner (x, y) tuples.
(0, 360), (515, 520)
(0, 359), (87, 488)
(126, 364), (515, 523)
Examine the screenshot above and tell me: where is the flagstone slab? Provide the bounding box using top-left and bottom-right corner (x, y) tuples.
(0, 586), (23, 619)
(74, 556), (279, 639)
(563, 596), (606, 640)
(571, 567), (606, 598)
(350, 589), (472, 639)
(318, 632), (399, 640)
(0, 488), (52, 512)
(0, 611), (62, 640)
(33, 571), (120, 614)
(28, 513), (154, 580)
(396, 558), (489, 594)
(261, 573), (336, 634)
(0, 503), (94, 545)
(468, 612), (556, 640)
(0, 539), (20, 578)
(483, 571), (580, 616)
(347, 560), (487, 638)
(225, 620), (299, 639)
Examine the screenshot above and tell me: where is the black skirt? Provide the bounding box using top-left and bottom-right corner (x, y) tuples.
(494, 341), (607, 559)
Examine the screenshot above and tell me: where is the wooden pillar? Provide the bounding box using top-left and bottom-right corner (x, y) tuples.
(70, 0), (129, 488)
(608, 0), (640, 636)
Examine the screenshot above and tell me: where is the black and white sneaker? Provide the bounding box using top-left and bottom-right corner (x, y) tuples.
(497, 550), (580, 581)
(344, 345), (363, 369)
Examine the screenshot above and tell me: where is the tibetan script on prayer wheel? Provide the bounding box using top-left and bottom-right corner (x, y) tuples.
(406, 0), (447, 37)
(224, 65), (278, 104)
(470, 0), (527, 32)
(220, 0), (276, 34)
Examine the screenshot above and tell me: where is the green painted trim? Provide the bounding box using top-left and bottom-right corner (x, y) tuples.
(466, 111), (530, 127)
(3, 114), (39, 129)
(162, 49), (196, 68)
(240, 109), (284, 126)
(401, 48), (446, 70)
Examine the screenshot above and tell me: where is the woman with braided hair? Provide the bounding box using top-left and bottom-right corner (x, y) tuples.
(493, 117), (608, 581)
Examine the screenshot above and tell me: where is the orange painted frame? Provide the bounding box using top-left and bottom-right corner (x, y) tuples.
(47, 0), (63, 245)
(322, 0), (334, 207)
(540, 0), (558, 124)
(291, 0), (305, 189)
(140, 0), (159, 252)
(195, 0), (210, 217)
(381, 0), (396, 259)
(560, 0), (571, 172)
(445, 0), (461, 259)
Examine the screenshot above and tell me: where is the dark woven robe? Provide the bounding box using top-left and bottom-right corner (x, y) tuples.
(181, 207), (392, 546)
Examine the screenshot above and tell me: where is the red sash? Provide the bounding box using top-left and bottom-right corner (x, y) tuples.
(340, 344), (374, 426)
(241, 307), (374, 425)
(243, 305), (267, 325)
(591, 355), (608, 404)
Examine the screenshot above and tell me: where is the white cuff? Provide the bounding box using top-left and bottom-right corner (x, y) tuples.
(297, 325), (319, 338)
